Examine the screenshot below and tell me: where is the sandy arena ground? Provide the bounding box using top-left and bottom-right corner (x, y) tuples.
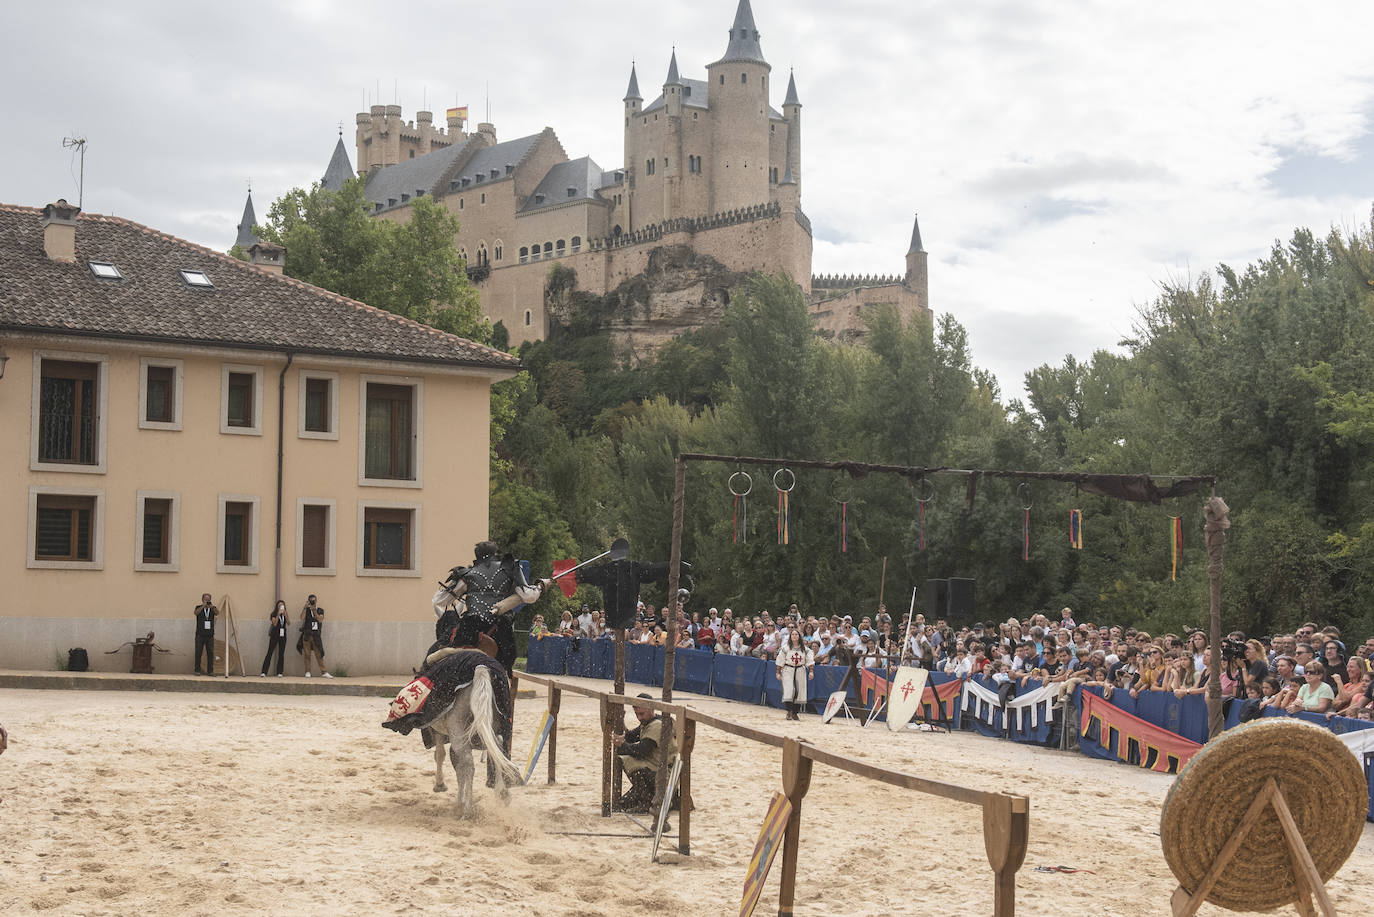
(1, 680), (1371, 916)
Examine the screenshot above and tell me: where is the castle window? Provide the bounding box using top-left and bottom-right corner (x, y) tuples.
(742, 73), (747, 84)
(409, 150), (414, 159)
(643, 117), (647, 125)
(571, 236), (581, 253)
(450, 180), (459, 192)
(769, 166), (778, 183)
(646, 158), (655, 176)
(481, 193), (486, 204)
(693, 112), (698, 120)
(519, 247), (528, 263)
(555, 240), (565, 255)
(475, 174), (484, 184)
(524, 310), (532, 327)
(459, 198), (464, 209)
(626, 117), (630, 127)
(388, 198), (397, 207)
(684, 86), (692, 98)
(495, 242), (503, 261)
(567, 187), (576, 198)
(506, 164), (513, 175)
(374, 203), (382, 212)
(401, 193), (410, 203)
(490, 169), (499, 179)
(720, 75), (724, 85)
(543, 242), (553, 256)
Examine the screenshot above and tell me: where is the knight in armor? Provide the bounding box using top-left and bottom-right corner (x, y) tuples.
(428, 540), (547, 676)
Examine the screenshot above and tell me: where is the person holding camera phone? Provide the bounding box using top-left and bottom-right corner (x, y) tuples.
(297, 594), (330, 677)
(192, 593), (218, 675)
(260, 600), (289, 677)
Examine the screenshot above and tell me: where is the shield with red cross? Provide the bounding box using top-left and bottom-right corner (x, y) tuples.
(885, 666), (929, 731)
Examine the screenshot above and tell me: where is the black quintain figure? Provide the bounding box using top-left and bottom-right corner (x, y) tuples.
(578, 554), (692, 630)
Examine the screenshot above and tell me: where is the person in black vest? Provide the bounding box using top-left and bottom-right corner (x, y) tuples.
(297, 594), (330, 677)
(260, 600), (289, 677)
(192, 593), (217, 675)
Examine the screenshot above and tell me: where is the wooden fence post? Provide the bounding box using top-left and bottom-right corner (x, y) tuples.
(678, 717), (696, 855)
(983, 791), (1029, 917)
(600, 696), (613, 817)
(777, 738), (813, 916)
(547, 685), (561, 784)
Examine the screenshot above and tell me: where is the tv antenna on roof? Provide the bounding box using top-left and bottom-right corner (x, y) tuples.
(63, 136), (87, 209)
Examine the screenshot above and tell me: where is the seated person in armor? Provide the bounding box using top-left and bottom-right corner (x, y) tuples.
(613, 694), (675, 813)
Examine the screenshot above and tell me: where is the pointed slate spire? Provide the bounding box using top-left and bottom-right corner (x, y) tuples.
(784, 69), (801, 107)
(908, 214), (926, 254)
(320, 134), (354, 192)
(235, 190), (259, 250)
(665, 48), (681, 85)
(717, 0), (766, 64)
(624, 62), (642, 101)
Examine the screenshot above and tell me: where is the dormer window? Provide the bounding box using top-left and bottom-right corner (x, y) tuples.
(684, 86), (692, 98)
(505, 164), (514, 175)
(179, 269), (213, 289)
(490, 169), (499, 179)
(415, 190), (424, 197)
(400, 193), (410, 203)
(475, 174), (484, 184)
(567, 187), (576, 198)
(461, 178), (470, 187)
(388, 198), (397, 207)
(450, 180), (459, 192)
(88, 261), (122, 280)
(534, 192), (545, 204)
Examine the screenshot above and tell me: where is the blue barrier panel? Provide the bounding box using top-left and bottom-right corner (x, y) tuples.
(651, 646), (666, 687)
(965, 675), (1004, 737)
(591, 638), (614, 680)
(924, 671), (963, 730)
(1366, 752), (1374, 822)
(1177, 694), (1211, 745)
(676, 648), (714, 696)
(526, 636), (568, 675)
(626, 642), (656, 685)
(810, 665), (851, 711)
(566, 638), (593, 678)
(711, 654), (767, 705)
(1007, 678), (1053, 744)
(763, 661), (784, 708)
(1132, 690), (1184, 738)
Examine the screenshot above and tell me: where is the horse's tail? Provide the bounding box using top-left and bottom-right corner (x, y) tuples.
(466, 666), (521, 786)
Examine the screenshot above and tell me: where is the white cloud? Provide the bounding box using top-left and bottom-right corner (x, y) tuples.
(5, 0), (1374, 397)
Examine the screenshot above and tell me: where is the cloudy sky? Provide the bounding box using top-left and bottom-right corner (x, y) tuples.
(6, 1), (1374, 397)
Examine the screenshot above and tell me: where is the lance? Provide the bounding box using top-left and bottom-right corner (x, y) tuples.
(550, 537), (631, 582)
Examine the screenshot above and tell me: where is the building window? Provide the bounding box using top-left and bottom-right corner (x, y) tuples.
(135, 491), (179, 571)
(357, 502), (422, 577)
(555, 239), (565, 256)
(571, 236), (581, 253)
(296, 498), (336, 575)
(37, 358), (100, 465)
(221, 364), (263, 436)
(524, 309), (533, 327)
(33, 493), (96, 563)
(360, 377), (422, 486)
(646, 158), (655, 176)
(494, 241), (503, 261)
(720, 74), (725, 85)
(409, 150), (414, 159)
(481, 193), (486, 205)
(770, 166), (779, 183)
(519, 246), (528, 263)
(217, 494), (260, 573)
(459, 198), (464, 210)
(741, 73), (747, 84)
(139, 358), (182, 430)
(543, 242), (553, 257)
(298, 371), (339, 439)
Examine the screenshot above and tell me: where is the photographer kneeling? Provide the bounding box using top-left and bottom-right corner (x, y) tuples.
(613, 694), (675, 813)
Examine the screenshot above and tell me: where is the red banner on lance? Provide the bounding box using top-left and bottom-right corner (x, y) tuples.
(1079, 691), (1201, 774)
(552, 558), (578, 598)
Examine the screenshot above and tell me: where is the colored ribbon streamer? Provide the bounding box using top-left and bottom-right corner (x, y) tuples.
(840, 502), (847, 553)
(733, 493), (747, 544)
(1023, 507), (1030, 561)
(1069, 509), (1083, 550)
(777, 491), (790, 545)
(1170, 515), (1182, 581)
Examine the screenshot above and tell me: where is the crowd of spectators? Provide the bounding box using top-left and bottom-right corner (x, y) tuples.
(529, 601), (1374, 721)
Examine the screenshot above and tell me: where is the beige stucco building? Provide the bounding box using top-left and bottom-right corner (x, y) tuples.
(305, 0), (929, 348)
(0, 199), (519, 675)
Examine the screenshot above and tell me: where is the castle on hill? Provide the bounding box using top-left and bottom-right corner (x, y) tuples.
(262, 0), (929, 345)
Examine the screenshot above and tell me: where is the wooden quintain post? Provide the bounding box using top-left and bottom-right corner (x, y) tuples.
(776, 737), (813, 916)
(655, 455), (687, 809)
(1204, 496), (1230, 740)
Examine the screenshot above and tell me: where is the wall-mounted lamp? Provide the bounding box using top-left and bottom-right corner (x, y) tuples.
(0, 343), (9, 380)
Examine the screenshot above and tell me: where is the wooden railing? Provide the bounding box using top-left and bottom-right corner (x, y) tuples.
(511, 670), (1030, 916)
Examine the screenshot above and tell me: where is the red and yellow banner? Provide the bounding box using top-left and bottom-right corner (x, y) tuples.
(446, 106), (468, 121)
(1079, 691), (1201, 774)
(740, 791), (792, 917)
(860, 668), (890, 707)
(920, 677), (963, 720)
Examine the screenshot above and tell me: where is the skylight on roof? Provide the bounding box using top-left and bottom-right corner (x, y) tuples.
(179, 269), (214, 288)
(88, 261), (123, 280)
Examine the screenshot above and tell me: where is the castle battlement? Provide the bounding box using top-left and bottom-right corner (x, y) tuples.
(588, 201), (784, 252)
(812, 272), (907, 290)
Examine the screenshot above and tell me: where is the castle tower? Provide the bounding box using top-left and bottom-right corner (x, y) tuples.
(234, 190), (259, 250)
(705, 0), (772, 213)
(782, 69), (801, 192)
(905, 214), (929, 311)
(662, 49), (684, 218)
(622, 62), (642, 231)
(321, 131), (355, 191)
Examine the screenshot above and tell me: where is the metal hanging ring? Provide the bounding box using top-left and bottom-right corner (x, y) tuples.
(1018, 482), (1033, 510)
(728, 470), (753, 497)
(914, 477), (935, 504)
(772, 468), (796, 494)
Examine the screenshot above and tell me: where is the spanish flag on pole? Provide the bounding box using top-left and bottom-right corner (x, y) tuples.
(447, 106), (468, 122)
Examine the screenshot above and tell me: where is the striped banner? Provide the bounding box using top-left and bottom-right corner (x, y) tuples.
(1079, 691), (1200, 774)
(740, 791), (792, 917)
(1170, 516), (1183, 581)
(919, 677), (964, 720)
(1069, 508), (1083, 549)
(521, 711), (553, 784)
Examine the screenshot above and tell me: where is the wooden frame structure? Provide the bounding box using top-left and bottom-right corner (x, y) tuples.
(512, 670), (1030, 916)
